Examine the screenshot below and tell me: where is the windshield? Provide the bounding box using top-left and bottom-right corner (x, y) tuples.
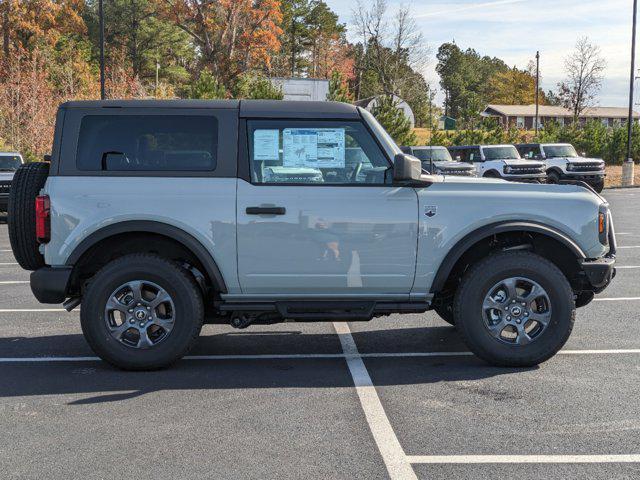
(0, 155), (22, 171)
(412, 148), (452, 162)
(483, 146), (520, 160)
(543, 145), (578, 158)
(358, 107), (401, 158)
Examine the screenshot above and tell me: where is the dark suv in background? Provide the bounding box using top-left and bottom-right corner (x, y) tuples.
(0, 152), (24, 213)
(400, 146), (476, 176)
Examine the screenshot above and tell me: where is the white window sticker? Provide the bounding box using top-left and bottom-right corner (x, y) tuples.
(283, 129), (318, 167)
(253, 129), (280, 161)
(316, 129), (345, 168)
(282, 128), (345, 168)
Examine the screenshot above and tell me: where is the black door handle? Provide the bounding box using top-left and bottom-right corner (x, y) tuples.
(246, 206), (286, 215)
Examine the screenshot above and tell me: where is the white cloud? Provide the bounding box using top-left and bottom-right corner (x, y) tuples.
(323, 0), (637, 107)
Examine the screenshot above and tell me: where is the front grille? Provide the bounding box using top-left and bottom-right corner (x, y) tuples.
(509, 168), (544, 175)
(570, 163), (603, 172)
(0, 181), (11, 194)
(443, 169), (475, 176)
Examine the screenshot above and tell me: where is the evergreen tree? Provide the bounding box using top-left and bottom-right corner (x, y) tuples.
(233, 74), (284, 100)
(189, 71), (227, 99)
(327, 71), (352, 102)
(371, 96), (416, 146)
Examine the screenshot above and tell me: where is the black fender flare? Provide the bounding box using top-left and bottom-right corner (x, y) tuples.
(546, 167), (563, 176)
(66, 220), (228, 293)
(430, 221), (586, 294)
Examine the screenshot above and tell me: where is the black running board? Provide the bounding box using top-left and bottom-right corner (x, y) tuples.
(218, 300), (430, 322)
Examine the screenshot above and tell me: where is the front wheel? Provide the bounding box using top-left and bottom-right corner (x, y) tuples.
(81, 254), (204, 370)
(547, 171), (560, 184)
(592, 181), (604, 193)
(453, 251), (575, 367)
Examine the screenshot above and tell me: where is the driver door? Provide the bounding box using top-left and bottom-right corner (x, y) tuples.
(236, 119), (419, 297)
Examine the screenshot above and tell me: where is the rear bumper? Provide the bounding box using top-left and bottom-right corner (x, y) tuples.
(30, 267), (72, 303)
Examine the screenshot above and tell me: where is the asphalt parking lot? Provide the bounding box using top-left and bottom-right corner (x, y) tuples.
(1, 189), (640, 480)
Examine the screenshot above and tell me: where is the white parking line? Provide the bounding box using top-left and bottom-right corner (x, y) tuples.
(594, 297), (640, 301)
(333, 322), (418, 480)
(0, 262), (18, 266)
(615, 265), (640, 269)
(2, 349), (640, 363)
(0, 281), (29, 285)
(0, 308), (69, 312)
(617, 246), (640, 249)
(407, 455), (640, 464)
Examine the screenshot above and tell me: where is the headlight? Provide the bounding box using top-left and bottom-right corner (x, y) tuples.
(503, 166), (513, 174)
(566, 163), (575, 171)
(599, 162), (605, 170)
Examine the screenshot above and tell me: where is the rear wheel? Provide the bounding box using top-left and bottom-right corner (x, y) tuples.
(81, 254), (204, 370)
(453, 251), (575, 367)
(8, 162), (49, 270)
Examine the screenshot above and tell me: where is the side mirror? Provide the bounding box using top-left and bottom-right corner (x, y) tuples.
(393, 153), (424, 184)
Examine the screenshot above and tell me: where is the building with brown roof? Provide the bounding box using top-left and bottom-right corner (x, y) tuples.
(481, 104), (640, 129)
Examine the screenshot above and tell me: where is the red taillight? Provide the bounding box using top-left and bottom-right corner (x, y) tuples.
(35, 195), (50, 244)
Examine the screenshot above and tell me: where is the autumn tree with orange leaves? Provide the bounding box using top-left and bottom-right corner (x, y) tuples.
(161, 0), (283, 87)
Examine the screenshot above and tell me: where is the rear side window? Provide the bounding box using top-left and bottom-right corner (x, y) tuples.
(76, 115), (218, 171)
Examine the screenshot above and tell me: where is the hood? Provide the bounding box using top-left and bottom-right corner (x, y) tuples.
(557, 156), (605, 165)
(430, 161), (474, 170)
(0, 171), (16, 182)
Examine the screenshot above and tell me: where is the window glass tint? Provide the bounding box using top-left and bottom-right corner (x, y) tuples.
(0, 155), (22, 171)
(77, 115), (217, 171)
(248, 121), (390, 185)
(482, 146), (520, 160)
(543, 145), (578, 158)
(412, 148), (452, 162)
(518, 145), (541, 160)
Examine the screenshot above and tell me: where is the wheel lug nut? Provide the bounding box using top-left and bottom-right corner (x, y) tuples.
(148, 316), (152, 320)
(128, 309), (133, 313)
(146, 306), (150, 310)
(129, 319), (135, 324)
(507, 315), (511, 320)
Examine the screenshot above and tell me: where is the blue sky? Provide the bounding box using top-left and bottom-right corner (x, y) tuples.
(323, 0), (637, 107)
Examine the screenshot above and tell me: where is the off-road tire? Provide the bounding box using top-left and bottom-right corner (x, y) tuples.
(81, 254), (204, 371)
(433, 302), (455, 326)
(592, 181), (604, 193)
(8, 162), (49, 270)
(547, 171), (560, 184)
(453, 250), (575, 367)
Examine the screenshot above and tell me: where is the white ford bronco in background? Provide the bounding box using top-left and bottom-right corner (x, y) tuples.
(516, 143), (606, 192)
(9, 100), (616, 370)
(448, 144), (547, 182)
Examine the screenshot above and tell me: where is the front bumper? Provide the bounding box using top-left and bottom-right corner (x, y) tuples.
(30, 267), (72, 303)
(579, 211), (616, 291)
(504, 174), (546, 183)
(580, 257), (616, 290)
(563, 172), (605, 185)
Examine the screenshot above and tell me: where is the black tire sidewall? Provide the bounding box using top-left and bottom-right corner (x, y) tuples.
(454, 252), (574, 367)
(81, 255), (203, 370)
(547, 172), (560, 184)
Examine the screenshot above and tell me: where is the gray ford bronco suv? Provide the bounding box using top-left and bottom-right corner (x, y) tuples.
(8, 100), (616, 370)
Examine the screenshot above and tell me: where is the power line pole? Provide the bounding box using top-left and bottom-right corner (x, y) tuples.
(627, 0), (638, 163)
(535, 51), (540, 136)
(99, 0), (105, 100)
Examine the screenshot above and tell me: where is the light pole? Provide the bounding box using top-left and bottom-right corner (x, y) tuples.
(627, 0), (637, 163)
(99, 0), (105, 100)
(535, 51), (540, 136)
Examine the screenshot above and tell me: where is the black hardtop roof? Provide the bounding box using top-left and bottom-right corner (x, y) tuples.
(59, 99), (360, 119)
